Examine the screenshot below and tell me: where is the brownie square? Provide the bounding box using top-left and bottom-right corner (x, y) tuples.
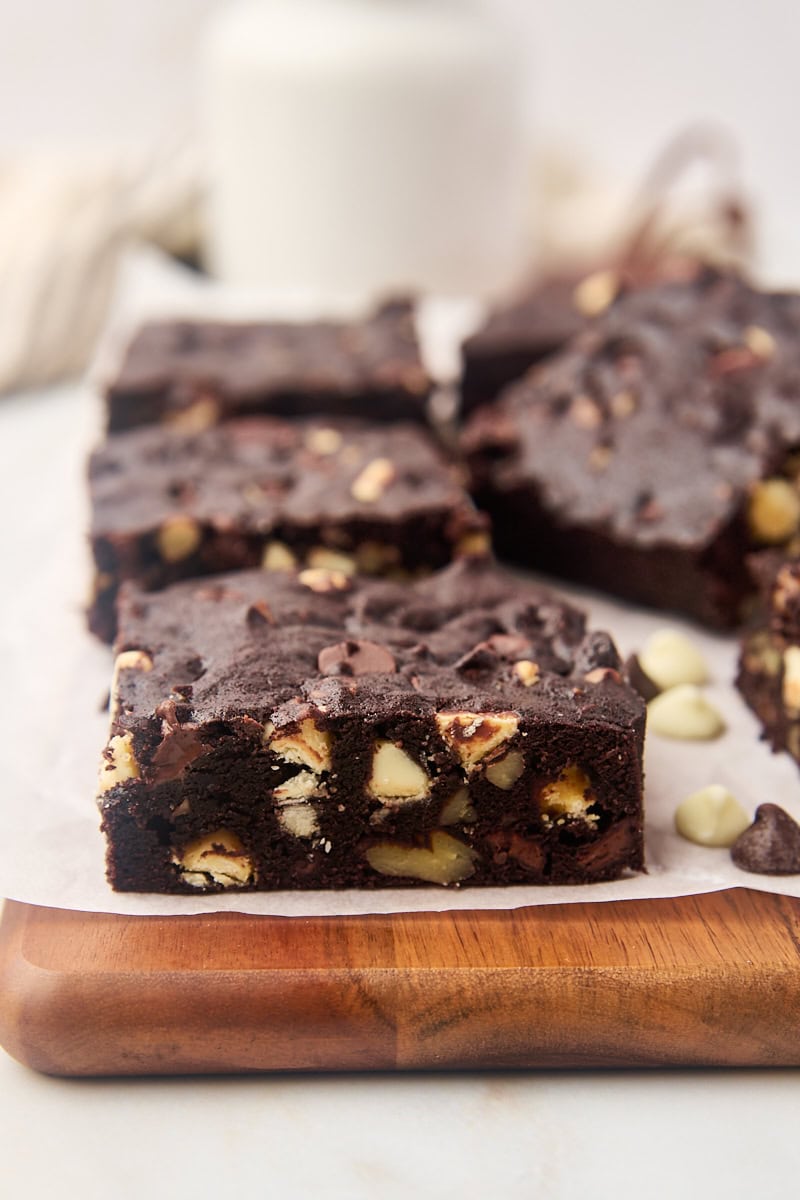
(463, 269), (800, 628)
(461, 276), (591, 417)
(104, 302), (431, 433)
(737, 554), (800, 766)
(97, 560), (645, 893)
(89, 415), (488, 642)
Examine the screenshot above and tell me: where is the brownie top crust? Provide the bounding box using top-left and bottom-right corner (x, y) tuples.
(105, 301), (430, 429)
(113, 560), (643, 736)
(463, 269), (800, 550)
(463, 277), (588, 361)
(90, 415), (471, 537)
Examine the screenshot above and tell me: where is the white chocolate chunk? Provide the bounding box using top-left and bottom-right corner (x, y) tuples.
(365, 831), (477, 884)
(165, 397), (220, 433)
(747, 478), (800, 544)
(305, 426), (343, 456)
(269, 718), (332, 772)
(173, 829), (256, 887)
(276, 804), (320, 840)
(638, 628), (709, 691)
(647, 685), (726, 740)
(298, 567), (351, 593)
(97, 733), (140, 793)
(306, 547), (357, 575)
(485, 750), (525, 791)
(743, 324), (776, 359)
(439, 787), (477, 826)
(368, 740), (431, 800)
(350, 457), (396, 503)
(273, 772), (324, 804)
(156, 515), (202, 562)
(782, 646), (800, 714)
(539, 765), (596, 821)
(674, 784), (750, 847)
(435, 711), (519, 771)
(262, 540), (298, 572)
(513, 660), (540, 687)
(573, 268), (618, 316)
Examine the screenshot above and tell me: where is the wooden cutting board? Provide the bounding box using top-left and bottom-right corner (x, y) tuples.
(1, 889), (799, 1076)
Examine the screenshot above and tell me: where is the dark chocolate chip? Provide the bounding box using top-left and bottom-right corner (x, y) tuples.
(573, 631), (621, 674)
(317, 639), (397, 677)
(624, 653), (661, 701)
(730, 803), (800, 875)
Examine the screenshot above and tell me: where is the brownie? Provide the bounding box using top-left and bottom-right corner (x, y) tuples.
(460, 276), (592, 417)
(97, 559), (645, 892)
(737, 555), (800, 766)
(89, 415), (488, 642)
(104, 302), (431, 433)
(463, 268), (800, 628)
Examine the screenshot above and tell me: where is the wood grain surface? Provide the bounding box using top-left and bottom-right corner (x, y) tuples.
(1, 889), (799, 1076)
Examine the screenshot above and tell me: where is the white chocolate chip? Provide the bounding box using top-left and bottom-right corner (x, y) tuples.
(298, 567), (351, 593)
(439, 787), (477, 825)
(638, 628), (709, 691)
(351, 457), (396, 503)
(743, 325), (776, 360)
(513, 660), (540, 687)
(647, 685), (726, 740)
(306, 547), (357, 575)
(365, 830), (477, 884)
(539, 764), (596, 821)
(674, 784), (750, 847)
(305, 427), (343, 456)
(273, 772), (325, 804)
(782, 646), (800, 715)
(172, 829), (256, 887)
(262, 540), (298, 572)
(435, 711), (519, 772)
(368, 740), (431, 801)
(485, 750), (525, 791)
(269, 718), (332, 772)
(747, 478), (800, 544)
(97, 733), (140, 793)
(276, 804), (320, 840)
(573, 268), (618, 317)
(156, 515), (202, 563)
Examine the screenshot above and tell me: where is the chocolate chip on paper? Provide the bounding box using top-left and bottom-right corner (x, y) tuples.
(730, 803), (800, 875)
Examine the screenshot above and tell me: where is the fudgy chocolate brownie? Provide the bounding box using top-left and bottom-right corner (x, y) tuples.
(98, 559), (646, 892)
(105, 302), (431, 433)
(737, 554), (800, 766)
(463, 269), (800, 627)
(460, 275), (594, 417)
(89, 415), (488, 642)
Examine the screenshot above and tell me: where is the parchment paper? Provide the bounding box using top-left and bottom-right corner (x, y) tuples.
(2, 246), (800, 916)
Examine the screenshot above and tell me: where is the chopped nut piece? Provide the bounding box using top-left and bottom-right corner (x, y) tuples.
(674, 784), (750, 847)
(298, 567), (352, 593)
(269, 718), (332, 772)
(455, 529), (492, 557)
(306, 547), (357, 575)
(747, 478), (800, 544)
(638, 628), (709, 691)
(741, 631), (782, 678)
(262, 541), (298, 572)
(277, 803), (320, 839)
(365, 830), (478, 884)
(97, 732), (140, 793)
(439, 787), (477, 825)
(588, 445), (612, 472)
(782, 646), (800, 715)
(610, 390), (636, 418)
(165, 397), (220, 434)
(513, 660), (540, 687)
(172, 829), (256, 887)
(156, 515), (202, 563)
(368, 740), (431, 801)
(273, 772), (325, 803)
(573, 268), (618, 317)
(485, 750), (525, 791)
(743, 324), (776, 360)
(647, 684), (726, 740)
(305, 426), (343, 456)
(570, 393), (602, 430)
(351, 457), (396, 503)
(584, 667), (621, 684)
(435, 711), (519, 771)
(539, 764), (596, 821)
